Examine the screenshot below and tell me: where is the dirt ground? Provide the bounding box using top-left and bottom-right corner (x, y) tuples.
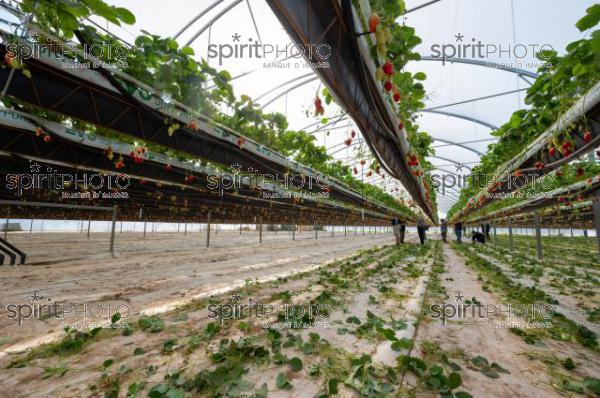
(0, 230), (394, 356)
(1, 233), (599, 398)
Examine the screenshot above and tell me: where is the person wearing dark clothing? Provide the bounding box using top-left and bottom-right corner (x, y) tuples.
(416, 217), (428, 245)
(391, 218), (400, 245)
(454, 222), (463, 243)
(440, 219), (448, 243)
(483, 223), (491, 240)
(472, 231), (486, 244)
(391, 218), (407, 245)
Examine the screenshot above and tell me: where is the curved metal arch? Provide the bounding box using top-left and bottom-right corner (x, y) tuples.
(321, 121), (489, 158)
(173, 0), (223, 40)
(418, 56), (538, 79)
(431, 137), (484, 156)
(420, 109), (498, 130)
(260, 77), (320, 110)
(184, 0), (244, 46)
(254, 72), (314, 102)
(430, 155), (473, 171)
(299, 112), (348, 132)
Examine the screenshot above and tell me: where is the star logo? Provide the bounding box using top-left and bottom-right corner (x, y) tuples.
(232, 33), (241, 42)
(230, 292), (242, 303)
(29, 162), (41, 173)
(454, 163), (464, 172)
(454, 292), (464, 302)
(30, 290), (43, 302)
(455, 33), (464, 42)
(231, 163), (242, 174)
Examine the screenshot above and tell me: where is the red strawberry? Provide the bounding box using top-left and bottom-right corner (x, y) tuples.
(360, 159), (366, 166)
(187, 121), (198, 130)
(236, 138), (245, 148)
(549, 147), (556, 157)
(115, 161), (124, 169)
(398, 122), (404, 130)
(577, 167), (585, 177)
(351, 130), (356, 139)
(353, 167), (358, 175)
(393, 92), (401, 102)
(43, 135), (52, 143)
(382, 61), (394, 76)
(165, 164), (172, 171)
(368, 13), (380, 33)
(584, 131), (592, 142)
(384, 80), (393, 91)
(514, 169), (523, 177)
(535, 161), (544, 170)
(344, 138), (352, 146)
(4, 52), (14, 66)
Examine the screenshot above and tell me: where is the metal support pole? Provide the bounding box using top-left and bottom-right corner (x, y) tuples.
(292, 221), (295, 241)
(570, 223), (574, 237)
(344, 225), (347, 237)
(240, 224), (242, 235)
(259, 216), (263, 243)
(184, 222), (187, 236)
(4, 210), (9, 239)
(492, 222), (497, 245)
(331, 225), (334, 237)
(143, 220), (147, 237)
(362, 225), (365, 236)
(508, 217), (514, 251)
(109, 206), (118, 254)
(584, 229), (589, 238)
(206, 211), (211, 248)
(315, 221), (318, 240)
(87, 217), (91, 239)
(593, 192), (600, 261)
(534, 214), (543, 261)
(29, 219), (33, 235)
(120, 221), (123, 233)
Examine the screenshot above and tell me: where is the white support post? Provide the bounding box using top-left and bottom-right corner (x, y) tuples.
(109, 206), (118, 254)
(534, 213), (543, 261)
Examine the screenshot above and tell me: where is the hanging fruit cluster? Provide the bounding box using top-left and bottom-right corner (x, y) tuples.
(130, 146), (146, 164)
(104, 146), (114, 160)
(314, 96), (325, 116)
(35, 127), (52, 142)
(115, 156), (125, 169)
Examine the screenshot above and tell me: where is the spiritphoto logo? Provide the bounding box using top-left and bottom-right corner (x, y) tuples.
(207, 32), (332, 69)
(207, 163), (331, 198)
(430, 171), (556, 197)
(430, 33), (555, 69)
(3, 291), (131, 327)
(4, 34), (129, 70)
(207, 292), (332, 328)
(5, 162), (130, 198)
(429, 291), (555, 328)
